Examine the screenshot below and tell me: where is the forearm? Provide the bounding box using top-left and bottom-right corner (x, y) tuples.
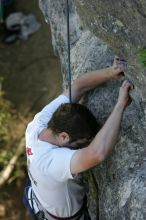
(76, 67), (113, 91)
(91, 102), (125, 161)
(68, 67), (113, 102)
(63, 56), (127, 102)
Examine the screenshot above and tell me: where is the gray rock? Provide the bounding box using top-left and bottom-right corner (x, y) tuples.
(39, 0), (146, 219)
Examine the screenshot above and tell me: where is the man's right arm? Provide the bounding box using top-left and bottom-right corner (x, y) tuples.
(70, 80), (133, 174)
(63, 56), (127, 103)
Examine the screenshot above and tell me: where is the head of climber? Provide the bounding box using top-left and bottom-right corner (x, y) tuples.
(47, 103), (100, 149)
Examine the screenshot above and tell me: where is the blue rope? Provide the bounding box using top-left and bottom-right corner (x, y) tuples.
(66, 0), (72, 103)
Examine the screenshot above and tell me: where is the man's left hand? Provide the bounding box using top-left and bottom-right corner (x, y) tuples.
(111, 56), (128, 80)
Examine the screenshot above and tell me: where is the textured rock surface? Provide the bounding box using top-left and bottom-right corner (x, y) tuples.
(39, 0), (146, 219)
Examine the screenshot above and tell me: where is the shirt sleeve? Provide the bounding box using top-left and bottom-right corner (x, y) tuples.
(26, 95), (69, 137)
(38, 147), (77, 182)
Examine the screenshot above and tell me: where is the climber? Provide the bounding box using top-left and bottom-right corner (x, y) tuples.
(23, 56), (133, 220)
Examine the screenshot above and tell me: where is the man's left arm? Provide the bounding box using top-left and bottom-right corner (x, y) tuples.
(26, 95), (69, 135)
(63, 56), (127, 102)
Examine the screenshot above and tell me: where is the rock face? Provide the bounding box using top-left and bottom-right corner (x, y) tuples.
(39, 0), (146, 219)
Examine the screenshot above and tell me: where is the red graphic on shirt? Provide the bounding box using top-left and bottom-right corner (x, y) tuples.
(26, 147), (33, 156)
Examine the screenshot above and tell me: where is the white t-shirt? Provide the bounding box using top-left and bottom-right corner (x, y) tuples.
(25, 95), (86, 218)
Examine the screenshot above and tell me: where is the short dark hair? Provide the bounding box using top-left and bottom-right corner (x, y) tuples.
(48, 103), (100, 142)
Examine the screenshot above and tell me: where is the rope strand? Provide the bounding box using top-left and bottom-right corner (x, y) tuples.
(66, 0), (72, 103)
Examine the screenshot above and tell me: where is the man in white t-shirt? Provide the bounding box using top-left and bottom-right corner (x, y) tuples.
(23, 57), (133, 220)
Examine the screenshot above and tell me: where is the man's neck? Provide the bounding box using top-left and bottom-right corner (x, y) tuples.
(38, 128), (58, 145)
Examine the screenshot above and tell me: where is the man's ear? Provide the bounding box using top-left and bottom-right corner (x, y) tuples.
(58, 132), (70, 145)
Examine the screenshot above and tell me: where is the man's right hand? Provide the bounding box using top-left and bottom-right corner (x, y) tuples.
(117, 80), (134, 108)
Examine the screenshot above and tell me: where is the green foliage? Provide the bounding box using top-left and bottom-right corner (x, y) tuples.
(137, 48), (146, 67)
(0, 78), (12, 171)
(0, 150), (13, 170)
(0, 78), (11, 143)
(0, 79), (26, 182)
(8, 154), (26, 183)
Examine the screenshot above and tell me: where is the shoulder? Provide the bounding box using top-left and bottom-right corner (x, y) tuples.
(33, 145), (77, 181)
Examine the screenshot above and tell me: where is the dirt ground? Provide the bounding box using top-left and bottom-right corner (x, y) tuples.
(0, 0), (62, 219)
